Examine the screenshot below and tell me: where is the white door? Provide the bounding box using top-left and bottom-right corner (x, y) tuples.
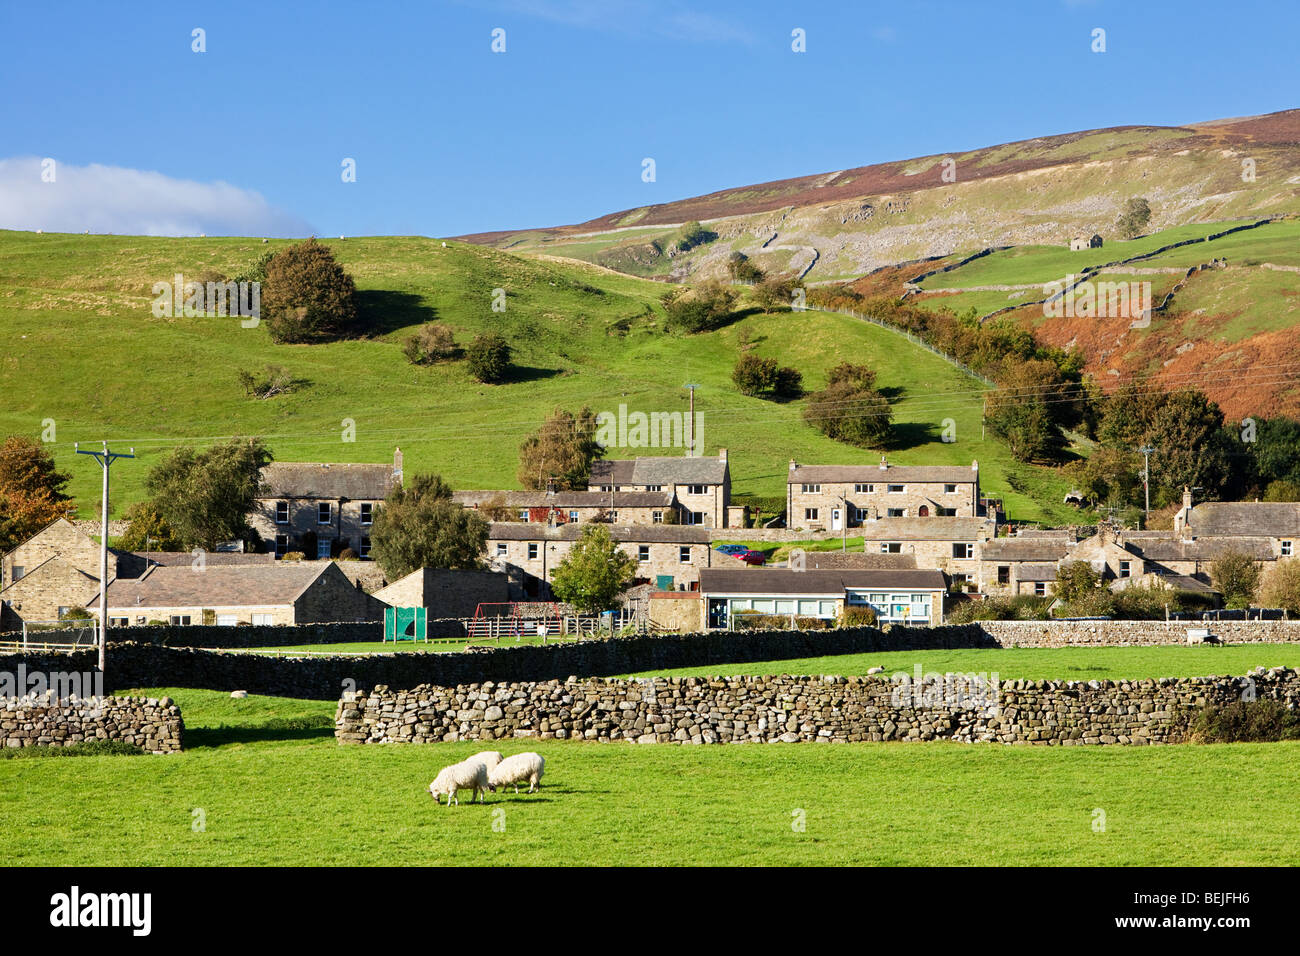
(831, 508), (843, 531)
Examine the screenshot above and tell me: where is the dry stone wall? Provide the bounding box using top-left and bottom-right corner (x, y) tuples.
(1, 694), (183, 753)
(979, 620), (1300, 647)
(337, 667), (1300, 747)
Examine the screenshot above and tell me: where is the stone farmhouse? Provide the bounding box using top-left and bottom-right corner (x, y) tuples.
(0, 519), (274, 630)
(586, 451), (737, 528)
(787, 458), (988, 531)
(453, 489), (675, 526)
(1069, 234), (1103, 250)
(857, 516), (997, 591)
(697, 567), (948, 630)
(249, 449), (403, 559)
(486, 522), (715, 599)
(95, 561), (384, 627)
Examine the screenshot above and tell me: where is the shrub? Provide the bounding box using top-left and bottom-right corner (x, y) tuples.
(402, 323), (458, 365)
(726, 251), (765, 284)
(753, 276), (800, 311)
(1259, 558), (1300, 613)
(238, 364), (294, 399)
(802, 362), (892, 448)
(946, 595), (1052, 622)
(281, 551), (305, 562)
(465, 333), (512, 383)
(837, 605), (878, 628)
(261, 239), (359, 344)
(1210, 550), (1260, 608)
(338, 547), (359, 560)
(661, 280), (738, 333)
(1190, 700), (1300, 743)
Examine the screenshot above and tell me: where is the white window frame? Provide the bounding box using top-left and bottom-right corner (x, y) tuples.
(251, 613), (273, 626)
(275, 501), (289, 524)
(275, 534), (288, 556)
(527, 543), (539, 560)
(360, 502), (373, 525)
(687, 484), (708, 496)
(638, 545), (650, 562)
(804, 508), (819, 521)
(317, 502), (331, 525)
(496, 543), (508, 557)
(887, 484), (905, 493)
(360, 536), (372, 559)
(652, 511), (663, 524)
(880, 542), (902, 554)
(801, 483), (821, 493)
(1283, 541), (1293, 557)
(854, 483), (872, 494)
(679, 546), (691, 564)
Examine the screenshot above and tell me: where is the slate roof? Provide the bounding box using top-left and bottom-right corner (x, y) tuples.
(102, 562), (331, 609)
(1122, 534), (1274, 562)
(486, 523), (713, 544)
(788, 463), (978, 485)
(1014, 563), (1060, 582)
(112, 550), (276, 579)
(980, 538), (1072, 562)
(857, 517), (994, 540)
(802, 552), (918, 570)
(1182, 502), (1300, 537)
(454, 490), (672, 509)
(589, 456), (727, 486)
(699, 567), (946, 595)
(258, 462), (397, 500)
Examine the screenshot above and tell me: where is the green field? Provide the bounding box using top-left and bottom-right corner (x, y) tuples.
(0, 230), (1078, 524)
(919, 223), (1230, 289)
(623, 644), (1300, 681)
(1, 685), (1297, 865)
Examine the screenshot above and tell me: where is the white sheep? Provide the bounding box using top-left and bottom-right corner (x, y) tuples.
(488, 752), (545, 794)
(428, 758), (489, 806)
(466, 750), (504, 772)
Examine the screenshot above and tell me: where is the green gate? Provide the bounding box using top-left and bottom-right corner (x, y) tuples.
(384, 606), (427, 642)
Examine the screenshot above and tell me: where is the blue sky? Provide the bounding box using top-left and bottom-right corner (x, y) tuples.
(1, 0), (1295, 238)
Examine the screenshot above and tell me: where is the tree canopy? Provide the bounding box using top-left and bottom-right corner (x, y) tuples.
(549, 525), (636, 614)
(142, 439), (272, 551)
(517, 407), (603, 491)
(368, 474), (488, 580)
(0, 436), (75, 552)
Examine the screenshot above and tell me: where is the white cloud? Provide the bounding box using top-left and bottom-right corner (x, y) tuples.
(0, 157), (312, 237)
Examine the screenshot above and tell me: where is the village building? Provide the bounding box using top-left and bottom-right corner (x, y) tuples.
(95, 561), (384, 627)
(452, 489), (675, 526)
(485, 523), (715, 599)
(697, 567), (948, 630)
(0, 519), (275, 630)
(787, 458), (988, 531)
(1068, 234), (1104, 250)
(586, 451), (736, 528)
(249, 449), (403, 559)
(856, 516), (997, 590)
(372, 567), (510, 619)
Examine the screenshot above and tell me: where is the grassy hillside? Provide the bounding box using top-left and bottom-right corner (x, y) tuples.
(905, 219), (1300, 419)
(463, 111), (1300, 285)
(0, 231), (1078, 525)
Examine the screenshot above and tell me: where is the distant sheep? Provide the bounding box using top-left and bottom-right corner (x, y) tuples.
(488, 752), (545, 794)
(466, 750), (504, 772)
(428, 758), (489, 806)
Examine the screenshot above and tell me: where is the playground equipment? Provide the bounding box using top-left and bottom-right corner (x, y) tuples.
(467, 602), (563, 642)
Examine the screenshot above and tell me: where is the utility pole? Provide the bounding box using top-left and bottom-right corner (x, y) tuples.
(684, 384), (700, 457)
(1139, 445), (1154, 528)
(76, 442), (134, 674)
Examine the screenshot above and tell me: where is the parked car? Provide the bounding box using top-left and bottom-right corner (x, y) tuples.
(715, 544), (749, 556)
(737, 549), (766, 566)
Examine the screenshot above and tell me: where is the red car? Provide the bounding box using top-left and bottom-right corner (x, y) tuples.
(735, 549), (766, 566)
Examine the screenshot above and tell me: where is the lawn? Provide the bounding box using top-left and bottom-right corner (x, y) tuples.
(621, 644), (1300, 682)
(0, 686), (1296, 866)
(0, 231), (1079, 525)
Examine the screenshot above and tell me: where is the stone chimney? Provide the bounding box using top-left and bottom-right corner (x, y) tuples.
(393, 447), (404, 484)
(879, 456), (889, 470)
(971, 459), (979, 472)
(718, 447), (727, 463)
(789, 459), (797, 472)
(1173, 486), (1193, 535)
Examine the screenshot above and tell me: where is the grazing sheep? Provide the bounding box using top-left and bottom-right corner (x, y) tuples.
(488, 752), (545, 794)
(466, 750), (504, 772)
(428, 759), (489, 807)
